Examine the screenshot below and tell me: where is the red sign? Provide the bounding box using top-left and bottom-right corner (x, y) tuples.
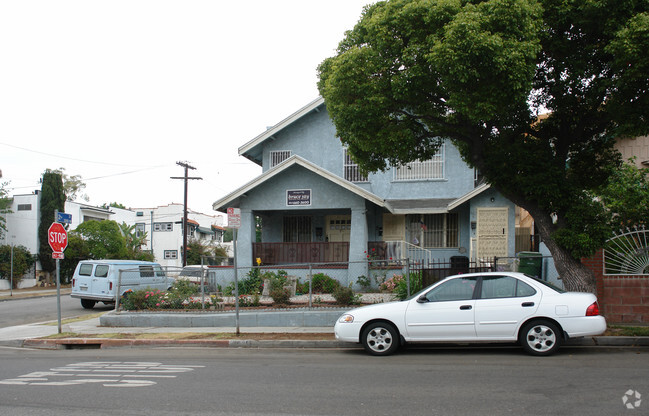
(52, 252), (65, 259)
(227, 207), (241, 229)
(48, 222), (68, 253)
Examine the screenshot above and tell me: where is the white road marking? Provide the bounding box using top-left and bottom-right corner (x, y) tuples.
(0, 361), (205, 388)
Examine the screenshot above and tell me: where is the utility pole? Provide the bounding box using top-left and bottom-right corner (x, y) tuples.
(171, 161), (202, 267)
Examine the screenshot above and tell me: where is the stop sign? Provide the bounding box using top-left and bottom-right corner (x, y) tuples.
(48, 222), (68, 253)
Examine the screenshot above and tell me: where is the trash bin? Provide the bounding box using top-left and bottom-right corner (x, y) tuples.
(450, 255), (469, 275)
(517, 251), (543, 278)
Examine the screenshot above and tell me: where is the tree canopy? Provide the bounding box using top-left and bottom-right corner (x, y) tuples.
(318, 0), (649, 292)
(37, 171), (66, 276)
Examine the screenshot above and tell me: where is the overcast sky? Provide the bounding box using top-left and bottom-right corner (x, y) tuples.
(0, 0), (371, 221)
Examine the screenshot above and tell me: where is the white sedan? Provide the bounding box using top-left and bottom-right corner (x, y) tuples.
(335, 272), (606, 356)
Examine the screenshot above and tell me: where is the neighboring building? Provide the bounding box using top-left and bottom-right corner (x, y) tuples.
(1, 193), (224, 286)
(615, 134), (649, 168)
(131, 203), (226, 268)
(213, 97), (518, 277)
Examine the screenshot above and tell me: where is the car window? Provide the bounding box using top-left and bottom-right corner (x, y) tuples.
(155, 266), (166, 277)
(79, 264), (93, 276)
(480, 276), (537, 299)
(425, 277), (478, 302)
(139, 265), (154, 278)
(94, 265), (109, 278)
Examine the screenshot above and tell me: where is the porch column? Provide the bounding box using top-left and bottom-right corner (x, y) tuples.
(349, 207), (369, 287)
(235, 208), (254, 268)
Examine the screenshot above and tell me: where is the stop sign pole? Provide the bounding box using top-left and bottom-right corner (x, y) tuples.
(49, 211), (69, 334)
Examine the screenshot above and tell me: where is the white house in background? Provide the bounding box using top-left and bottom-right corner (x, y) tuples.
(131, 203), (227, 268)
(1, 192), (225, 287)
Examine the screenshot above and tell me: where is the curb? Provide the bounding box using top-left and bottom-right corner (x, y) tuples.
(21, 338), (354, 350)
(19, 336), (649, 350)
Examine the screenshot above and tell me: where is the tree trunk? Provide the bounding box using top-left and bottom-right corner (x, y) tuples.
(532, 212), (597, 293)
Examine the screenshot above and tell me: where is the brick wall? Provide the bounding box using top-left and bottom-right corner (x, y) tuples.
(584, 249), (649, 324)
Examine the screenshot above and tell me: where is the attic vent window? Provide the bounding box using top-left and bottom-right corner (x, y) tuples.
(344, 148), (368, 182)
(270, 150), (291, 167)
(136, 211), (144, 216)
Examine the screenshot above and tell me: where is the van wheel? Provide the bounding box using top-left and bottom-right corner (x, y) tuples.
(80, 299), (96, 309)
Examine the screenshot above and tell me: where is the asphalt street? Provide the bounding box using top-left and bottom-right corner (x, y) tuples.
(0, 346), (647, 415)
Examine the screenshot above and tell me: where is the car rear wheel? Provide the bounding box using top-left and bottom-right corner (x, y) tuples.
(361, 322), (400, 356)
(520, 320), (562, 356)
(80, 299), (96, 309)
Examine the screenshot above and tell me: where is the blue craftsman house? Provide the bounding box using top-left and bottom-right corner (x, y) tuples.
(213, 97), (519, 280)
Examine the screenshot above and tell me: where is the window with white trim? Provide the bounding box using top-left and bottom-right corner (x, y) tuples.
(135, 223), (145, 238)
(154, 222), (173, 232)
(270, 150), (291, 167)
(394, 143), (445, 180)
(344, 148), (368, 182)
(164, 250), (178, 259)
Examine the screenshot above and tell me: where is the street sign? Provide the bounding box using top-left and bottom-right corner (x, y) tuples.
(56, 212), (72, 224)
(227, 207), (241, 229)
(48, 222), (68, 253)
(52, 252), (65, 259)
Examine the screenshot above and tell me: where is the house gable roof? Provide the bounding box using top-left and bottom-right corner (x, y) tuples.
(238, 97), (325, 165)
(212, 154), (385, 212)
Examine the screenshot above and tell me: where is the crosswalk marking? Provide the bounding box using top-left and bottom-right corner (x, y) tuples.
(0, 361), (204, 388)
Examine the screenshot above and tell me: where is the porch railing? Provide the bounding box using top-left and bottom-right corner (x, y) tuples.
(253, 242), (350, 265)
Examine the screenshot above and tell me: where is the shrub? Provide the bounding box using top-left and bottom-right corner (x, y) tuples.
(311, 273), (340, 293)
(269, 287), (292, 305)
(170, 279), (199, 298)
(333, 285), (361, 305)
(393, 272), (423, 300)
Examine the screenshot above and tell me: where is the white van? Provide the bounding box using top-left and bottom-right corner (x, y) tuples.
(71, 260), (173, 309)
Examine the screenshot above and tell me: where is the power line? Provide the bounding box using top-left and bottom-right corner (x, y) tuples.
(0, 141), (158, 168)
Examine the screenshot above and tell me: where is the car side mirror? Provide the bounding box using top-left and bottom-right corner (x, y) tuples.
(417, 295), (429, 303)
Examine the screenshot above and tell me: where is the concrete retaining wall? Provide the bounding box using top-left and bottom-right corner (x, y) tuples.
(100, 309), (347, 328)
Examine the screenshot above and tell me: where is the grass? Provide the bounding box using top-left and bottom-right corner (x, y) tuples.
(605, 325), (649, 337)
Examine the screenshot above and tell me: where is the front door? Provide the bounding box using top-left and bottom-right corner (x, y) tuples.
(476, 207), (509, 260)
(325, 215), (351, 242)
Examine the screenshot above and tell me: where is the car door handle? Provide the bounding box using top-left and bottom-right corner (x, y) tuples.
(460, 305), (472, 310)
(522, 302), (535, 307)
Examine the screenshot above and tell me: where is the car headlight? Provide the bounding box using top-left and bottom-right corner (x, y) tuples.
(338, 314), (354, 323)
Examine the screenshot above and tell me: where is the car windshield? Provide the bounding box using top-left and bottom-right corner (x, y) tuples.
(526, 275), (566, 293)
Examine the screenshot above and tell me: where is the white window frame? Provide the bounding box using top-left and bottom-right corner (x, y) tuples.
(344, 148), (368, 182)
(270, 150), (291, 167)
(394, 143), (445, 181)
(154, 222), (173, 232)
(164, 250), (178, 259)
(135, 223), (145, 238)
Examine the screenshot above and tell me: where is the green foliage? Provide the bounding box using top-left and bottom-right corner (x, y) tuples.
(356, 275), (372, 291)
(0, 180), (11, 239)
(311, 273), (341, 293)
(72, 220), (128, 259)
(46, 168), (88, 202)
(597, 159), (649, 228)
(0, 245), (35, 288)
(170, 278), (199, 298)
(38, 171), (66, 274)
(332, 285), (361, 306)
(317, 0), (649, 291)
(393, 272), (423, 301)
(269, 287), (291, 305)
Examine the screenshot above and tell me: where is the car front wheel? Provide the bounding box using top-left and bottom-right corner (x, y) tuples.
(361, 322), (400, 356)
(520, 320), (562, 356)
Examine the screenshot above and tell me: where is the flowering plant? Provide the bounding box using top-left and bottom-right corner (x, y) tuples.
(380, 274), (403, 292)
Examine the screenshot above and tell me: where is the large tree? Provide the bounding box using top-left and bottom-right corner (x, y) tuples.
(38, 171), (66, 278)
(72, 220), (128, 260)
(318, 0), (649, 292)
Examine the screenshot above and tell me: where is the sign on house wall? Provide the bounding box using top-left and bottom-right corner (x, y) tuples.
(286, 189), (311, 206)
